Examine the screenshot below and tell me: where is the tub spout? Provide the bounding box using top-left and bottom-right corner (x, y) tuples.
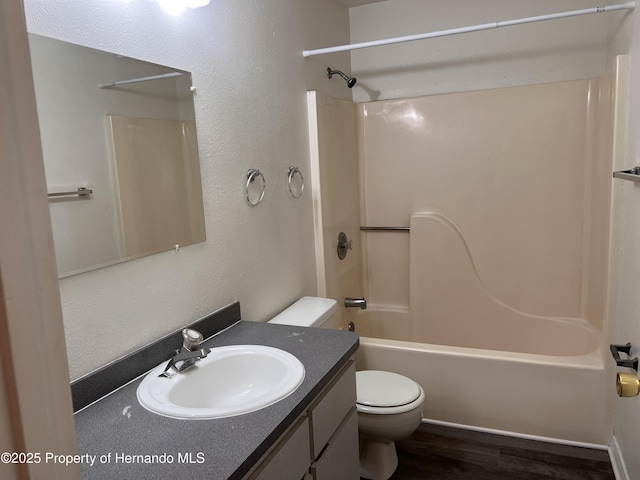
(345, 297), (367, 309)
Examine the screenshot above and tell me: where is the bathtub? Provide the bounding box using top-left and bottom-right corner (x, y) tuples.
(353, 308), (610, 446)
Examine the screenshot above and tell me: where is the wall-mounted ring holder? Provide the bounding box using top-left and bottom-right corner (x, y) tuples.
(246, 169), (266, 206)
(287, 166), (304, 199)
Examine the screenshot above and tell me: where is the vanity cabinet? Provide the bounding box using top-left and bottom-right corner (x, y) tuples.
(248, 416), (311, 480)
(310, 407), (358, 480)
(308, 360), (359, 480)
(246, 360), (359, 480)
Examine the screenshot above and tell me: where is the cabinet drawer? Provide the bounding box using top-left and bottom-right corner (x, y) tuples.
(309, 360), (356, 459)
(311, 407), (359, 480)
(248, 415), (310, 480)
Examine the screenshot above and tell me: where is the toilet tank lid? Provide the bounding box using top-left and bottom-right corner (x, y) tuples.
(268, 296), (338, 327)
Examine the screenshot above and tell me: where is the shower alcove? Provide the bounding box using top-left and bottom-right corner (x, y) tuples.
(307, 56), (628, 445)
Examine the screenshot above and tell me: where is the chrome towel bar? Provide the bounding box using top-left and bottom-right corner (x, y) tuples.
(613, 167), (640, 183)
(47, 187), (93, 198)
(360, 226), (410, 232)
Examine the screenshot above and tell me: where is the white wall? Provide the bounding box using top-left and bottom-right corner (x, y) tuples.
(24, 0), (352, 380)
(606, 3), (640, 479)
(348, 0), (618, 101)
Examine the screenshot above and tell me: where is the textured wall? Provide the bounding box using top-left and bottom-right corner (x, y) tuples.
(24, 0), (352, 380)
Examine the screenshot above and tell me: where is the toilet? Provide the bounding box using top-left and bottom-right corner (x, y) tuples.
(268, 296), (425, 480)
(356, 370), (425, 479)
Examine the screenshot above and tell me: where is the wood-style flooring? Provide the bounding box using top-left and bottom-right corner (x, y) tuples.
(384, 423), (615, 480)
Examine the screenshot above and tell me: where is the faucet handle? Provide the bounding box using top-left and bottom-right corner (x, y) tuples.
(182, 328), (204, 351)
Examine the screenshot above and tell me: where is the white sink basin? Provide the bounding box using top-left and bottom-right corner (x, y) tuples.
(137, 345), (305, 420)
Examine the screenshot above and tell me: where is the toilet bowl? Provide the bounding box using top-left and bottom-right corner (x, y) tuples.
(267, 297), (425, 480)
(356, 370), (425, 480)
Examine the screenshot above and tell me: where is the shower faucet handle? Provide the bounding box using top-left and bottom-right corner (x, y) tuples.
(337, 232), (353, 260)
(340, 238), (353, 250)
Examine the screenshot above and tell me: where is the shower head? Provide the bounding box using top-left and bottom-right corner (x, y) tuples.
(327, 68), (357, 88)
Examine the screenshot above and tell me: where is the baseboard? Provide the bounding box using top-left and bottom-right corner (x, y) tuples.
(609, 435), (630, 480)
(421, 418), (609, 451)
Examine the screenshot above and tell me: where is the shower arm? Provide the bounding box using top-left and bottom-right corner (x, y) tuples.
(327, 68), (357, 88)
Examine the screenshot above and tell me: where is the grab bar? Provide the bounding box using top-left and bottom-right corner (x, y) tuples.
(610, 343), (638, 371)
(48, 187), (93, 198)
(613, 167), (640, 183)
(360, 226), (410, 231)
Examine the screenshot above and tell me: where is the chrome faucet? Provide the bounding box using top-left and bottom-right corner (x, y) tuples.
(344, 297), (367, 309)
(159, 328), (210, 378)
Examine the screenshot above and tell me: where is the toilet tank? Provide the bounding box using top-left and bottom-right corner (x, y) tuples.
(268, 296), (338, 329)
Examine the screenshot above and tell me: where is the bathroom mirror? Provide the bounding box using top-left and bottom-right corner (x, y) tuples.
(28, 34), (206, 278)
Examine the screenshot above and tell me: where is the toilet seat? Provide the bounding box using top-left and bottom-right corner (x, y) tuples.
(356, 370), (425, 415)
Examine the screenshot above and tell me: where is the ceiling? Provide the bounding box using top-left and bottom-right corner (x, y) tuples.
(339, 0), (387, 8)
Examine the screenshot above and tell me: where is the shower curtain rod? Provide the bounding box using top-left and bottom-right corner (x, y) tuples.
(98, 72), (183, 89)
(303, 2), (635, 57)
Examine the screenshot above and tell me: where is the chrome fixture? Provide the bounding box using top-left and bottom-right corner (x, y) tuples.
(613, 166), (640, 184)
(337, 232), (353, 260)
(360, 226), (410, 232)
(345, 297), (367, 309)
(246, 168), (266, 206)
(287, 166), (304, 199)
(159, 328), (210, 378)
(327, 68), (357, 88)
(47, 187), (93, 198)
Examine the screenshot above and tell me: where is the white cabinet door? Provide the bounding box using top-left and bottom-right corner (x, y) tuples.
(309, 361), (356, 459)
(249, 416), (311, 480)
(311, 408), (359, 480)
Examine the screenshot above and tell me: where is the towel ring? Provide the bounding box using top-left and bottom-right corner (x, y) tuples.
(287, 166), (304, 199)
(246, 169), (266, 206)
